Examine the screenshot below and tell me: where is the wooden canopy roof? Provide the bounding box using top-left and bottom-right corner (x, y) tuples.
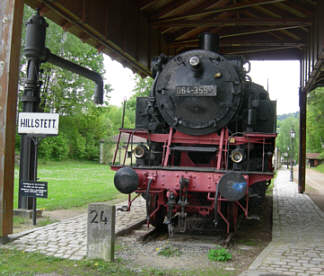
(24, 0), (318, 77)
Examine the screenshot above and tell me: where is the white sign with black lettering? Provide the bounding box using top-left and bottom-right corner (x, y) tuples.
(18, 112), (59, 135)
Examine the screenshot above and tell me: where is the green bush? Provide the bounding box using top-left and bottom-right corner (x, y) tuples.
(208, 247), (232, 262)
(38, 134), (69, 161)
(50, 134), (69, 160)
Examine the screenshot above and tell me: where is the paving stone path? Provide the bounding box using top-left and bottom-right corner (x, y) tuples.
(1, 198), (146, 260)
(240, 169), (324, 276)
(2, 169), (324, 275)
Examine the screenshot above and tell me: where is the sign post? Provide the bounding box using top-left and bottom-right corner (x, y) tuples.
(18, 112), (59, 225)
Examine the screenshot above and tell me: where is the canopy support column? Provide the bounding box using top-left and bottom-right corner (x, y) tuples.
(298, 87), (307, 193)
(0, 0), (24, 240)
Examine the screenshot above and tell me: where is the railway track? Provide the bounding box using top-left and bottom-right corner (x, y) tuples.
(117, 220), (234, 248)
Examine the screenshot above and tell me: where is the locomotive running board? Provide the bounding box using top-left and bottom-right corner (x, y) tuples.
(111, 165), (274, 175)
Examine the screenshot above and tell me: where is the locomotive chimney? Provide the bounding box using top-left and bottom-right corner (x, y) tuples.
(199, 33), (219, 52)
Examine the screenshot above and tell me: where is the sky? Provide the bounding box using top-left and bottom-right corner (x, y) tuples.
(104, 55), (300, 115)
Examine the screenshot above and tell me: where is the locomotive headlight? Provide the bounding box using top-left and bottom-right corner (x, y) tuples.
(230, 148), (244, 163)
(133, 144), (147, 159)
(189, 56), (200, 67)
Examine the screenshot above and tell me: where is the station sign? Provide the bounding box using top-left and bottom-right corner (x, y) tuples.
(18, 112), (59, 135)
(20, 181), (48, 198)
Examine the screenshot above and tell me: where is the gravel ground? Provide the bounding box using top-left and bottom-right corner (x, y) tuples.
(114, 196), (273, 275)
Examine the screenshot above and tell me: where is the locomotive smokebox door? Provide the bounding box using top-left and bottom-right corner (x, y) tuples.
(114, 167), (139, 194)
(154, 49), (243, 136)
(218, 173), (247, 201)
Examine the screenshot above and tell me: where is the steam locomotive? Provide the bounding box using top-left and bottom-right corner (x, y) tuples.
(111, 33), (276, 234)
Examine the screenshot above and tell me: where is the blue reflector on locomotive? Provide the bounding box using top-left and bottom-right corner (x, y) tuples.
(218, 173), (247, 201)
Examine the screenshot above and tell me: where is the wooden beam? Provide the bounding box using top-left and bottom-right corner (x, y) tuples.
(0, 0), (24, 239)
(171, 25), (309, 46)
(251, 4), (303, 40)
(153, 17), (312, 28)
(152, 0), (288, 24)
(28, 0), (154, 75)
(175, 12), (229, 41)
(154, 0), (189, 19)
(275, 2), (312, 18)
(161, 0), (230, 41)
(225, 46), (300, 55)
(139, 0), (160, 11)
(221, 25), (308, 38)
(173, 0), (231, 42)
(169, 40), (305, 48)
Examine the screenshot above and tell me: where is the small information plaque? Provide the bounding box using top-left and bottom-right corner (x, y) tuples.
(20, 181), (48, 198)
(87, 204), (116, 261)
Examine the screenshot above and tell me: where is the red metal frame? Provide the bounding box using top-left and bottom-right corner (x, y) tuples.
(111, 127), (276, 233)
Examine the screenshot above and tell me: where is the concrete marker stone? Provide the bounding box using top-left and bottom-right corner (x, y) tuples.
(87, 204), (115, 262)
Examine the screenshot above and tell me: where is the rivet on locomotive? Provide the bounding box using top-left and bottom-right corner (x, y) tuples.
(111, 33), (276, 234)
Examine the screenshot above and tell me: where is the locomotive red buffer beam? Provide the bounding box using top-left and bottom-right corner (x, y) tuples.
(113, 166), (273, 233)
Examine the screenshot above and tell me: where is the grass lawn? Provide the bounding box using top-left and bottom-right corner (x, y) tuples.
(0, 248), (236, 276)
(14, 160), (122, 211)
(313, 163), (324, 174)
(0, 249), (135, 276)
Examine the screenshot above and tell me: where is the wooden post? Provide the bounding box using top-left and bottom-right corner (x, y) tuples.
(298, 87), (306, 193)
(0, 0), (24, 240)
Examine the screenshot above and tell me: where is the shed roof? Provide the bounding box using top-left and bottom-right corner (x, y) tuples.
(306, 153), (323, 160)
(24, 0), (317, 76)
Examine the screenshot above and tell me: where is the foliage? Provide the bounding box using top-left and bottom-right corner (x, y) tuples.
(14, 160), (125, 210)
(313, 163), (324, 174)
(20, 6), (110, 114)
(36, 105), (113, 161)
(207, 247), (232, 262)
(277, 112), (299, 121)
(0, 249), (236, 276)
(306, 87), (324, 156)
(123, 74), (153, 127)
(18, 6), (115, 161)
(106, 105), (133, 133)
(157, 246), (181, 257)
(127, 74), (153, 112)
(276, 116), (299, 162)
(0, 249), (134, 276)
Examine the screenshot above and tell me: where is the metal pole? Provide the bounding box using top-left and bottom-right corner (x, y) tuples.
(121, 99), (126, 129)
(18, 10), (47, 209)
(290, 136), (294, 182)
(32, 137), (39, 225)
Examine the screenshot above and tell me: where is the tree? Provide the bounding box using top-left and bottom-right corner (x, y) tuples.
(127, 74), (153, 111)
(20, 6), (110, 115)
(276, 115), (299, 162)
(123, 74), (153, 128)
(307, 87), (324, 157)
(18, 6), (113, 161)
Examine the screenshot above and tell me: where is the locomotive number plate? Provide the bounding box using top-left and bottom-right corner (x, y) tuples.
(176, 85), (217, 96)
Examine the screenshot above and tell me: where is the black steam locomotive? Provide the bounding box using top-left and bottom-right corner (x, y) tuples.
(111, 33), (276, 234)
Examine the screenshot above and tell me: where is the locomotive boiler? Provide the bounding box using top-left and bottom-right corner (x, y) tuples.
(111, 33), (276, 234)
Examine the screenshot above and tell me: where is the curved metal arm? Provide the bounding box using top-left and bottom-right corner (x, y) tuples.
(45, 48), (104, 104)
